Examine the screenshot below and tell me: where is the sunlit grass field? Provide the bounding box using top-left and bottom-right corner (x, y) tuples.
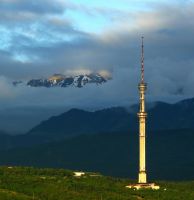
(0, 166), (193, 200)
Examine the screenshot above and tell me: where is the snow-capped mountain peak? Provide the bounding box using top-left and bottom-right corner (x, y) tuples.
(13, 73), (111, 88)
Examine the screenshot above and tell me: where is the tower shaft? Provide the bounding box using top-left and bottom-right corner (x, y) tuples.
(138, 83), (147, 183)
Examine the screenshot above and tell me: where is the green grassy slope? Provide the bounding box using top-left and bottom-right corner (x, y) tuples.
(0, 166), (193, 200)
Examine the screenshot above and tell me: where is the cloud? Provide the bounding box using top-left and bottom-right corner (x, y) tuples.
(0, 0), (66, 15)
(0, 76), (15, 99)
(0, 1), (194, 132)
(1, 1), (194, 94)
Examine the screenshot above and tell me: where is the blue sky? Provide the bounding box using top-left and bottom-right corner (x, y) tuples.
(0, 0), (193, 54)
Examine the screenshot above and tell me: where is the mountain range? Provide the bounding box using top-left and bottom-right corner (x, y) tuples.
(1, 97), (194, 149)
(26, 97), (194, 140)
(0, 97), (194, 180)
(13, 73), (110, 88)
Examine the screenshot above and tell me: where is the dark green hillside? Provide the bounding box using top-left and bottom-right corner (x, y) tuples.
(0, 129), (194, 180)
(0, 166), (193, 200)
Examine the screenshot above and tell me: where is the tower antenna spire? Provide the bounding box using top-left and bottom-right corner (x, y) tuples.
(141, 36), (144, 83)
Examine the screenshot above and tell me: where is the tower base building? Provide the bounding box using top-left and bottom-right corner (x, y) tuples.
(126, 183), (160, 190)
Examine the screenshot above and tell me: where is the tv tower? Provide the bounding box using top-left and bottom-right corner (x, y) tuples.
(138, 36), (147, 184)
(126, 37), (159, 190)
